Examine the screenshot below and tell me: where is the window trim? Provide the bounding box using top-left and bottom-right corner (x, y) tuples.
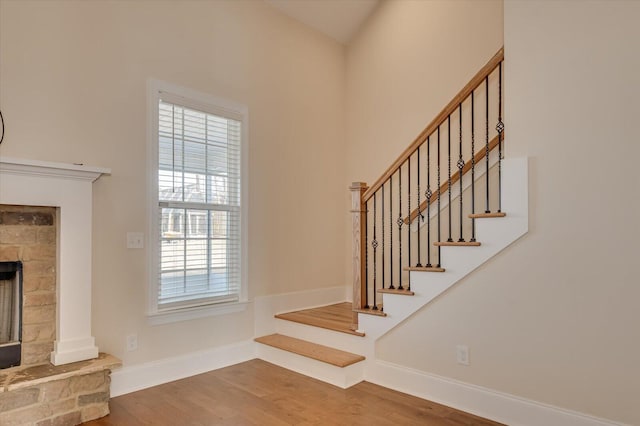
(146, 79), (249, 324)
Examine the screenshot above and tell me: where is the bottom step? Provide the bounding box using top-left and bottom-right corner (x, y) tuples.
(255, 334), (365, 367)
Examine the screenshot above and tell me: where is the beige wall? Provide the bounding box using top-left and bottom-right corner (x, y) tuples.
(371, 1), (640, 424)
(0, 0), (346, 365)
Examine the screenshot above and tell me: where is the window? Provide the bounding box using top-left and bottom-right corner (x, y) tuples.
(148, 80), (247, 319)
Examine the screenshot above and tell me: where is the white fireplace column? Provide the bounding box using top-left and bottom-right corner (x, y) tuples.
(0, 157), (110, 365)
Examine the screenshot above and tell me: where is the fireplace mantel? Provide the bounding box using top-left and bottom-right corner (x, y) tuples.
(0, 156), (111, 365)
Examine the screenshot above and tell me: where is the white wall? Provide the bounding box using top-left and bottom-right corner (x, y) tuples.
(373, 1), (640, 424)
(0, 0), (346, 366)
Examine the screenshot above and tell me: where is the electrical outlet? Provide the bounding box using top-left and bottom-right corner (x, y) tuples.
(126, 334), (138, 352)
(126, 232), (144, 249)
(456, 344), (470, 366)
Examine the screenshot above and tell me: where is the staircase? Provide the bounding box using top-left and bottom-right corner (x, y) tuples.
(254, 47), (528, 389)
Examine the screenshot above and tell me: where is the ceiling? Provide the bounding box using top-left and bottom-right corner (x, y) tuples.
(264, 0), (380, 44)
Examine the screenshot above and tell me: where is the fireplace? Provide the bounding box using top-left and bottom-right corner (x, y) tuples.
(0, 156), (110, 365)
(0, 158), (122, 425)
(0, 261), (22, 368)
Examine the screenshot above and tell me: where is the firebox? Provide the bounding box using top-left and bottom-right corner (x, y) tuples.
(0, 261), (22, 369)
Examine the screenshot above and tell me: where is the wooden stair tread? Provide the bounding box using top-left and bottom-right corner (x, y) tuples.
(469, 212), (507, 218)
(275, 302), (365, 337)
(434, 241), (482, 247)
(378, 288), (415, 296)
(354, 306), (387, 316)
(255, 334), (365, 368)
(404, 266), (445, 272)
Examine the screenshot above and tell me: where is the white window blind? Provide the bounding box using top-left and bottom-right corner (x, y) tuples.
(156, 96), (242, 311)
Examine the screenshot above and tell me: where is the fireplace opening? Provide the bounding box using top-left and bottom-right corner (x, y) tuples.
(0, 261), (22, 369)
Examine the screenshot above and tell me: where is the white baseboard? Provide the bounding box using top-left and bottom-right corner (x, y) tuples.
(110, 340), (255, 397)
(366, 360), (625, 426)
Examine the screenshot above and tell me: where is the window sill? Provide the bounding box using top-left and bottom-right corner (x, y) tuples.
(147, 300), (250, 326)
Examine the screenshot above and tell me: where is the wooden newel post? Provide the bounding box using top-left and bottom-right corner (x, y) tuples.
(350, 182), (368, 331)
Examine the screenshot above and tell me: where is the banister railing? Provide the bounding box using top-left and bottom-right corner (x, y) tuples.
(351, 47), (505, 327)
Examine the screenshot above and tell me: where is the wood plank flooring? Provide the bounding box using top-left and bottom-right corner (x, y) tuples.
(275, 302), (364, 336)
(85, 359), (503, 425)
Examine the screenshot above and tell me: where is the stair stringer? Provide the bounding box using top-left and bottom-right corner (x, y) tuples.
(358, 157), (528, 345)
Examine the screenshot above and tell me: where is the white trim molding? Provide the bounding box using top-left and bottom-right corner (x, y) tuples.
(110, 340), (255, 397)
(366, 360), (626, 426)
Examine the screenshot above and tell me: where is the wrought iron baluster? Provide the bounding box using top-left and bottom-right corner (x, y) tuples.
(485, 75), (491, 213)
(471, 91), (476, 242)
(372, 192), (378, 310)
(397, 166), (404, 290)
(407, 156), (411, 272)
(425, 136), (432, 267)
(364, 198), (369, 309)
(458, 103), (465, 242)
(381, 183), (385, 290)
(389, 174), (394, 290)
(437, 126), (442, 267)
(416, 146), (423, 267)
(497, 63), (504, 213)
(447, 116), (453, 242)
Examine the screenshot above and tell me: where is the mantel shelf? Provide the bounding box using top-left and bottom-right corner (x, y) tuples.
(0, 156), (111, 182)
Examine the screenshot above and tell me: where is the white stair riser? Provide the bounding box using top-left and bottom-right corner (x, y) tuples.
(275, 318), (368, 355)
(256, 343), (364, 389)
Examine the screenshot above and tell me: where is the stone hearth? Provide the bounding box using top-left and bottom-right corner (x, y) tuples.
(0, 353), (121, 425)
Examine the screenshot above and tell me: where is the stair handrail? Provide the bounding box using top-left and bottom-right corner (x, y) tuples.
(362, 47), (504, 203)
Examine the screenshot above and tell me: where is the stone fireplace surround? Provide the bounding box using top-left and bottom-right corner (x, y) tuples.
(0, 157), (121, 424)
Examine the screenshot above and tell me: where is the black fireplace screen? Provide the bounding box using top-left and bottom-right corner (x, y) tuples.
(0, 261), (22, 369)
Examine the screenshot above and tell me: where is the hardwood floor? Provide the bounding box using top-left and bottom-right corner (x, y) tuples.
(85, 359), (502, 425)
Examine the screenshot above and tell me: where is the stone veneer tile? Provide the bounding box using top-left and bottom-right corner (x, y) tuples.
(22, 304), (56, 325)
(23, 291), (56, 307)
(0, 211), (54, 226)
(40, 379), (72, 402)
(22, 322), (56, 343)
(36, 410), (82, 426)
(0, 404), (52, 426)
(22, 341), (55, 366)
(0, 226), (38, 244)
(70, 371), (107, 394)
(78, 390), (110, 406)
(0, 386), (40, 411)
(81, 404), (110, 423)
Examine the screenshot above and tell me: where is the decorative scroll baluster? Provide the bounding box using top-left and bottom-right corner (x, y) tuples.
(364, 198), (369, 309)
(437, 126), (442, 267)
(416, 146), (423, 267)
(407, 155), (411, 273)
(425, 136), (432, 267)
(397, 166), (404, 290)
(381, 183), (385, 290)
(447, 116), (453, 242)
(470, 91), (476, 242)
(497, 63), (504, 213)
(485, 76), (491, 213)
(372, 193), (378, 310)
(457, 103), (465, 242)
